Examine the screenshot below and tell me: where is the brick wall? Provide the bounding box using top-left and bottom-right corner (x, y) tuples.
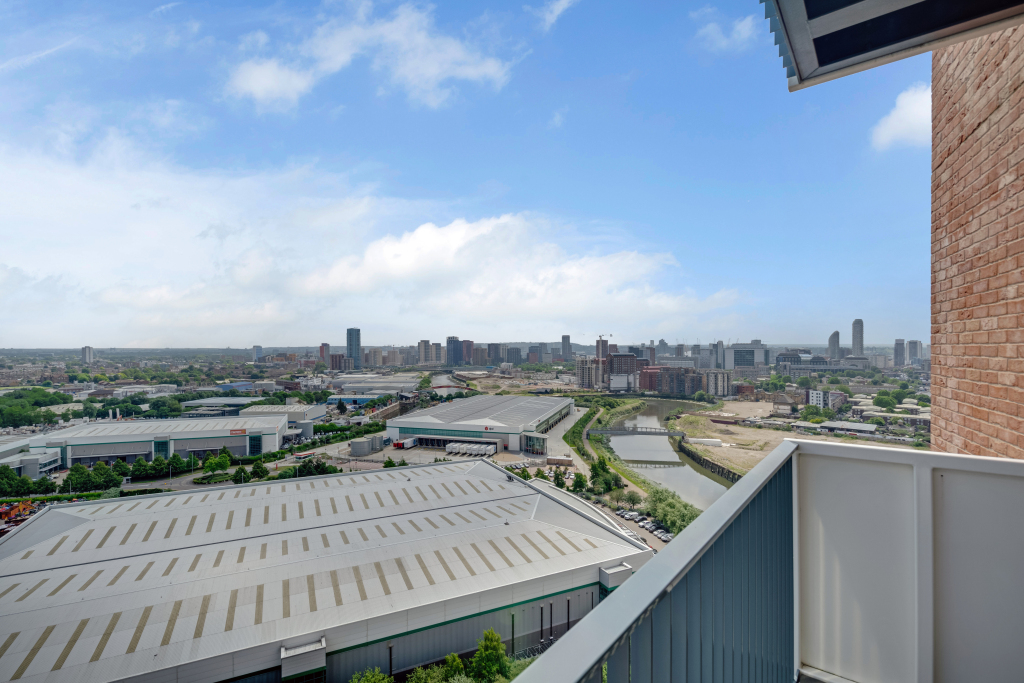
(932, 27), (1024, 458)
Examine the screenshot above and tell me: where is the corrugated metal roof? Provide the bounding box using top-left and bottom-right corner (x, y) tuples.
(388, 395), (572, 431)
(0, 462), (647, 683)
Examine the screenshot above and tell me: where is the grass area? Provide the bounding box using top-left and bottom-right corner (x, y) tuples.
(587, 434), (654, 492)
(563, 406), (598, 455)
(593, 399), (646, 428)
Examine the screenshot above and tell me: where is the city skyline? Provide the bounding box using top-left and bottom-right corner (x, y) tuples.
(0, 0), (929, 348)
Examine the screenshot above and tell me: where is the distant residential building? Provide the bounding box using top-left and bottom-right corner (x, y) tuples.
(894, 339), (906, 367)
(725, 340), (771, 369)
(562, 335), (572, 360)
(417, 340), (431, 364)
(608, 344), (619, 353)
(81, 346), (94, 364)
(596, 338), (609, 359)
(656, 339), (669, 357)
(487, 343), (503, 363)
(252, 345), (262, 362)
(715, 340), (725, 368)
(330, 354), (354, 371)
(472, 347), (489, 365)
(576, 357), (598, 389)
(462, 340), (474, 366)
(506, 347), (522, 365)
(828, 331), (840, 359)
(809, 390), (848, 411)
(538, 343), (548, 358)
(446, 337), (462, 366)
(907, 340), (923, 362)
(319, 343), (330, 363)
(869, 354), (890, 368)
(347, 328), (362, 370)
(700, 369), (733, 397)
(675, 344), (685, 357)
(852, 319), (864, 356)
(528, 353), (539, 364)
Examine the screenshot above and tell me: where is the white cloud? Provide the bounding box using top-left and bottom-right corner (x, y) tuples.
(548, 106), (567, 128)
(0, 38), (78, 75)
(0, 130), (739, 347)
(228, 4), (510, 109)
(526, 0), (582, 32)
(871, 83), (931, 151)
(150, 2), (181, 16)
(695, 15), (758, 53)
(226, 59), (315, 106)
(239, 30), (269, 52)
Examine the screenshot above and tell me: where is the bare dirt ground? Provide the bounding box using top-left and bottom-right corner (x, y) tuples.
(671, 400), (921, 475)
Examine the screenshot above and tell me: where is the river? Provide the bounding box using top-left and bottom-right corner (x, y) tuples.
(608, 399), (729, 510)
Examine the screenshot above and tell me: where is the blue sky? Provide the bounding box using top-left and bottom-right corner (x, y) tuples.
(0, 0), (932, 348)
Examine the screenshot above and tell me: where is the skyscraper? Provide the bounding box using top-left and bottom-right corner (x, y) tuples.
(894, 339), (906, 367)
(487, 343), (503, 363)
(446, 337), (462, 366)
(81, 346), (94, 364)
(462, 340), (474, 366)
(562, 335), (571, 360)
(852, 319), (864, 356)
(506, 347), (522, 365)
(715, 340), (725, 369)
(596, 338), (609, 359)
(828, 331), (840, 359)
(418, 340), (431, 364)
(907, 340), (922, 362)
(319, 343), (330, 363)
(252, 345), (262, 362)
(347, 328), (362, 370)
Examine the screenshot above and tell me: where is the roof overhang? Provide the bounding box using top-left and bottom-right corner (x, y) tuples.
(764, 0), (1024, 91)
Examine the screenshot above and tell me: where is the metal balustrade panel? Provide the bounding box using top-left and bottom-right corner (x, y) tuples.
(515, 450), (796, 683)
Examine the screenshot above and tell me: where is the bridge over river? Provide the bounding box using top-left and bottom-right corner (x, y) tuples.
(587, 427), (688, 437)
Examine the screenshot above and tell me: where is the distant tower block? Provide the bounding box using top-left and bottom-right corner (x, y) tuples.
(852, 319), (864, 356)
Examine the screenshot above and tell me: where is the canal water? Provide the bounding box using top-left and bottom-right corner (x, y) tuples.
(608, 399), (729, 510)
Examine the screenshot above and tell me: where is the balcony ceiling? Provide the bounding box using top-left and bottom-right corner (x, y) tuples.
(765, 0), (1024, 90)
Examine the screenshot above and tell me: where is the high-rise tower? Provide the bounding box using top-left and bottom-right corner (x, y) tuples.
(852, 319), (864, 356)
(828, 331), (840, 359)
(347, 328), (362, 370)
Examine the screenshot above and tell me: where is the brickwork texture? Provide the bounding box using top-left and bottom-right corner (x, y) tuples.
(932, 27), (1024, 458)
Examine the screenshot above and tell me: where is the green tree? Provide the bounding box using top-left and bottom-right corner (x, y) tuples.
(873, 396), (897, 410)
(203, 452), (218, 473)
(383, 457), (397, 468)
(467, 628), (510, 683)
(899, 382), (910, 390)
(553, 469), (566, 489)
(868, 417), (886, 426)
(150, 455), (168, 477)
(112, 460), (131, 478)
(12, 475), (33, 496)
(348, 668), (393, 683)
(32, 476), (57, 495)
(250, 460), (269, 480)
(443, 653), (464, 679)
(168, 453), (186, 475)
(571, 472), (587, 493)
(800, 405), (822, 420)
(797, 377), (812, 388)
(398, 458), (408, 467)
(518, 467), (531, 481)
(891, 389), (909, 404)
(232, 465), (250, 485)
(828, 375), (841, 384)
(130, 458), (151, 480)
(533, 468), (549, 481)
(624, 490), (643, 510)
(216, 452), (231, 472)
(608, 489), (625, 507)
(93, 461), (120, 489)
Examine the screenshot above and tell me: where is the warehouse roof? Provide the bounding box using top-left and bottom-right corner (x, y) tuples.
(0, 461), (647, 683)
(30, 416), (286, 443)
(180, 397), (267, 408)
(388, 395), (572, 431)
(239, 404), (323, 414)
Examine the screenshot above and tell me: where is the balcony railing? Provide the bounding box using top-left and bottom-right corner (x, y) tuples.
(516, 438), (1024, 683)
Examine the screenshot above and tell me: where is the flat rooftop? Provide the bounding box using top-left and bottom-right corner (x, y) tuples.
(0, 461), (645, 683)
(180, 397), (266, 408)
(30, 416), (285, 442)
(388, 395), (573, 431)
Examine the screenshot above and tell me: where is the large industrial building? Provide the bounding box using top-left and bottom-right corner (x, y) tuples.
(385, 395), (574, 455)
(239, 404), (328, 425)
(0, 461), (649, 682)
(11, 416), (287, 473)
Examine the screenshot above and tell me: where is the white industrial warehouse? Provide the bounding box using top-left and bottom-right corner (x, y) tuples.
(0, 461), (649, 683)
(11, 416), (288, 474)
(385, 395), (575, 455)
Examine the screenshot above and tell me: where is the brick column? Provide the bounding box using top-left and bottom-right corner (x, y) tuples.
(932, 27), (1024, 458)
